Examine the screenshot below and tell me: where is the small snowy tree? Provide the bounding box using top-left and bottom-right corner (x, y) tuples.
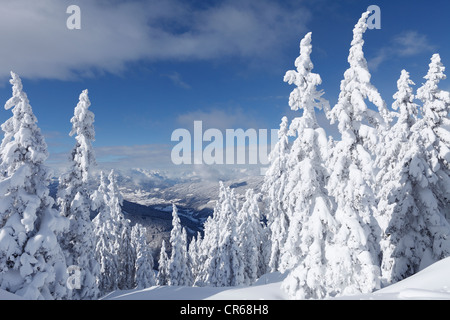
(92, 171), (119, 295)
(237, 189), (265, 285)
(194, 215), (219, 286)
(157, 240), (169, 286)
(92, 170), (135, 293)
(262, 116), (290, 272)
(0, 72), (69, 300)
(195, 182), (244, 287)
(375, 70), (423, 284)
(417, 53), (450, 222)
(57, 89), (100, 300)
(216, 187), (245, 287)
(107, 170), (135, 290)
(188, 232), (201, 285)
(132, 224), (156, 289)
(167, 204), (190, 286)
(403, 54), (450, 270)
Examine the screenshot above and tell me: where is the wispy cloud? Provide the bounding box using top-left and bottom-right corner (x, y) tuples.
(0, 0), (310, 81)
(176, 107), (270, 132)
(368, 31), (436, 70)
(49, 143), (175, 174)
(161, 72), (191, 89)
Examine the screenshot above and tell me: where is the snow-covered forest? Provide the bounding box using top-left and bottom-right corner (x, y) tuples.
(1, 10), (450, 300)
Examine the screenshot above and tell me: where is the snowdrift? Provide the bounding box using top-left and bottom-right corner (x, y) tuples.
(1, 257), (449, 300)
(105, 257), (450, 300)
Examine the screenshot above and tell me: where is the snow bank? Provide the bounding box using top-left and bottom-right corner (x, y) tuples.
(2, 257), (449, 300)
(105, 258), (450, 300)
(0, 289), (24, 300)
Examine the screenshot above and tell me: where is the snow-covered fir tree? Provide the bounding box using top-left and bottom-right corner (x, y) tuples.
(237, 189), (266, 285)
(167, 204), (191, 286)
(410, 54), (450, 268)
(417, 54), (450, 222)
(277, 32), (337, 299)
(132, 223), (156, 289)
(193, 215), (218, 286)
(0, 72), (69, 299)
(92, 171), (119, 295)
(375, 70), (423, 284)
(326, 11), (386, 295)
(195, 182), (245, 287)
(262, 116), (290, 272)
(188, 232), (202, 285)
(107, 170), (135, 290)
(57, 89), (100, 300)
(216, 186), (245, 287)
(92, 170), (135, 293)
(157, 240), (169, 286)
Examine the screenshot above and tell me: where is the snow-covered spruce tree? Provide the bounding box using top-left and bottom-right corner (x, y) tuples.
(157, 240), (169, 286)
(261, 116), (290, 272)
(417, 54), (450, 222)
(0, 72), (69, 299)
(167, 204), (191, 286)
(237, 189), (266, 285)
(326, 11), (388, 296)
(215, 184), (244, 287)
(92, 171), (119, 295)
(57, 89), (100, 300)
(107, 170), (135, 290)
(375, 70), (423, 284)
(194, 183), (226, 286)
(411, 54), (450, 267)
(194, 214), (218, 286)
(132, 223), (156, 289)
(196, 182), (244, 287)
(277, 32), (337, 299)
(188, 232), (201, 285)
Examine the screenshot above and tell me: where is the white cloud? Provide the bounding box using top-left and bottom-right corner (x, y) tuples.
(0, 0), (310, 81)
(175, 107), (269, 132)
(161, 72), (191, 89)
(368, 31), (436, 70)
(47, 143), (175, 175)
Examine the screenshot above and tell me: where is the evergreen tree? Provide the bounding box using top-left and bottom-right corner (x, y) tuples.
(237, 189), (265, 285)
(417, 53), (450, 222)
(326, 11), (384, 295)
(107, 170), (135, 290)
(92, 171), (119, 295)
(407, 54), (450, 269)
(194, 215), (219, 286)
(188, 232), (201, 286)
(132, 223), (156, 289)
(57, 89), (100, 300)
(375, 70), (423, 284)
(157, 240), (169, 286)
(216, 187), (244, 287)
(92, 170), (135, 293)
(196, 182), (244, 287)
(167, 204), (190, 286)
(278, 32), (337, 299)
(262, 116), (290, 272)
(0, 72), (69, 299)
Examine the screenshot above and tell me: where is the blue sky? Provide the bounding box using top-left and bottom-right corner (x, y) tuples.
(0, 0), (448, 173)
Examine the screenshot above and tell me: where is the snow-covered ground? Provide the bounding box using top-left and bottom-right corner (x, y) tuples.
(2, 256), (449, 300)
(103, 257), (450, 300)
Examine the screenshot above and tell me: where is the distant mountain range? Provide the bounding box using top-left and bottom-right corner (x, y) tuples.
(51, 168), (264, 267)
